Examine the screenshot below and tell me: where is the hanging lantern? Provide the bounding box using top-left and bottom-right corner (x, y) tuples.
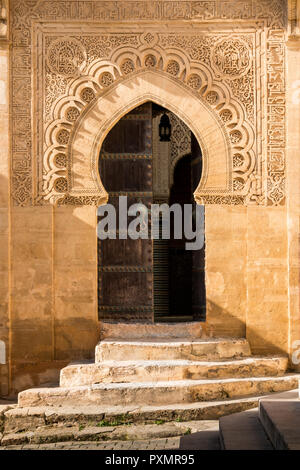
(159, 113), (171, 142)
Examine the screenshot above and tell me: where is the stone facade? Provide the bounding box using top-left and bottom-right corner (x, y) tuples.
(0, 0), (299, 396)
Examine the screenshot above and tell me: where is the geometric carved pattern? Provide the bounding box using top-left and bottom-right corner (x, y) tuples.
(10, 0), (287, 207)
(266, 29), (286, 206)
(169, 114), (192, 185)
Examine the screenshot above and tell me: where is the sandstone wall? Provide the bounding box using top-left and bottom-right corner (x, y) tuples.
(0, 45), (9, 396)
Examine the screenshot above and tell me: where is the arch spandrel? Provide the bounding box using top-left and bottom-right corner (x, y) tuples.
(69, 71), (230, 205)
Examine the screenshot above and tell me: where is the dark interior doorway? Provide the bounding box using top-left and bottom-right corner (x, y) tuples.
(98, 101), (206, 323)
(154, 136), (206, 323)
(168, 152), (205, 322)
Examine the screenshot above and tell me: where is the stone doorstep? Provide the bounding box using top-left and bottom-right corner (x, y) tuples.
(95, 337), (252, 362)
(17, 374), (300, 408)
(259, 391), (300, 450)
(4, 395), (264, 434)
(59, 356), (289, 387)
(0, 420), (219, 447)
(100, 321), (203, 340)
(219, 408), (273, 450)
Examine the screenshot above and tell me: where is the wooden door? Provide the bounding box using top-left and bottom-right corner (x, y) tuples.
(98, 103), (153, 322)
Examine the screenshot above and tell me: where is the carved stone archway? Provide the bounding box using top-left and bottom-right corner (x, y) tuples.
(68, 70), (231, 206)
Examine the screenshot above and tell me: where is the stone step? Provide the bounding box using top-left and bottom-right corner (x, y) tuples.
(259, 390), (300, 450)
(60, 356), (288, 387)
(1, 420), (220, 448)
(95, 337), (251, 362)
(219, 408), (273, 450)
(1, 420), (202, 447)
(0, 437), (215, 451)
(100, 321), (203, 340)
(4, 396), (262, 433)
(17, 374), (300, 408)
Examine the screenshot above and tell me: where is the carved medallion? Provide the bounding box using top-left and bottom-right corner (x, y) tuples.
(47, 38), (87, 77)
(211, 38), (251, 79)
(80, 87), (96, 103)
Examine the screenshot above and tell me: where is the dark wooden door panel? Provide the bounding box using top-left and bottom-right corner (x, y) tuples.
(99, 238), (152, 267)
(98, 102), (153, 323)
(99, 159), (152, 193)
(103, 120), (152, 155)
(100, 272), (153, 306)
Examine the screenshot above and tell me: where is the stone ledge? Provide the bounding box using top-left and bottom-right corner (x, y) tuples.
(220, 408), (273, 450)
(95, 337), (251, 362)
(100, 321), (204, 340)
(259, 390), (300, 450)
(60, 356), (289, 387)
(17, 374), (300, 408)
(3, 395), (263, 433)
(1, 420), (220, 449)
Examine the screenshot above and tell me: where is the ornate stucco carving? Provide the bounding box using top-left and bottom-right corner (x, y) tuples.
(10, 0), (287, 207)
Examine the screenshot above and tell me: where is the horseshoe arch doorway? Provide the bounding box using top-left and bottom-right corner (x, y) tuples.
(97, 101), (206, 323)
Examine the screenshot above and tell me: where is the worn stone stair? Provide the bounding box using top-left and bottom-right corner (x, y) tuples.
(259, 390), (300, 450)
(219, 408), (273, 450)
(16, 375), (300, 408)
(60, 357), (289, 387)
(1, 323), (299, 443)
(219, 389), (300, 450)
(95, 337), (251, 362)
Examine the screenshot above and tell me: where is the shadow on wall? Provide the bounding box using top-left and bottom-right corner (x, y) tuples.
(206, 299), (291, 359)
